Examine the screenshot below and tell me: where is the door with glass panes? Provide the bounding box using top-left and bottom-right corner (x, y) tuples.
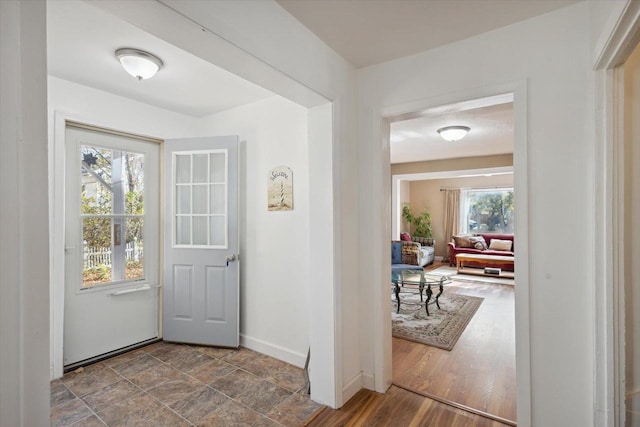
(162, 137), (239, 347)
(63, 126), (159, 366)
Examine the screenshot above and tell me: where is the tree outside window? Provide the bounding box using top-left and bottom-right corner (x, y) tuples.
(461, 188), (514, 234)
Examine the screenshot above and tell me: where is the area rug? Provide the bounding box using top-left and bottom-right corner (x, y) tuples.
(429, 265), (514, 286)
(392, 291), (483, 351)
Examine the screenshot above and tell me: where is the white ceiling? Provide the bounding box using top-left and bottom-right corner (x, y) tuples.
(274, 0), (575, 165)
(276, 0), (580, 68)
(390, 97), (514, 164)
(47, 0), (274, 118)
(47, 0), (555, 163)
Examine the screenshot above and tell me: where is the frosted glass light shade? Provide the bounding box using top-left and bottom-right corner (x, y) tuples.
(115, 48), (163, 80)
(437, 126), (470, 142)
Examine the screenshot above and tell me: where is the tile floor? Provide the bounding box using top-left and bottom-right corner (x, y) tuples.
(50, 341), (323, 426)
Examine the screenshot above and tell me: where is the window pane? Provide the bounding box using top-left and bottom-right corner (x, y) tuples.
(81, 146), (112, 184)
(193, 154), (208, 183)
(176, 216), (191, 245)
(210, 216), (226, 247)
(82, 218), (112, 288)
(176, 154), (191, 183)
(124, 152), (144, 215)
(192, 185), (208, 215)
(81, 180), (112, 215)
(193, 217), (208, 245)
(210, 153), (226, 183)
(176, 185), (190, 215)
(210, 184), (225, 215)
(464, 190), (514, 234)
(80, 146), (147, 288)
(125, 218), (144, 281)
(81, 145), (113, 215)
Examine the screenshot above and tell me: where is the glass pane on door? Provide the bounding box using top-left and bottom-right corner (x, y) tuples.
(173, 150), (228, 248)
(80, 145), (145, 288)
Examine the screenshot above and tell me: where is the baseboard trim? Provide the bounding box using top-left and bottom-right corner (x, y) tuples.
(361, 371), (375, 390)
(240, 334), (306, 368)
(435, 256), (444, 262)
(342, 372), (363, 406)
(63, 337), (161, 373)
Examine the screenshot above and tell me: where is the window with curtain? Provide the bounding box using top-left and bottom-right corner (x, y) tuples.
(459, 188), (514, 234)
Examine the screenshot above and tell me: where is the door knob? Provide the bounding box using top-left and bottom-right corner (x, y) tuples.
(226, 254), (237, 266)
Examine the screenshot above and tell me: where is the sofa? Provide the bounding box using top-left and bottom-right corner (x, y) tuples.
(391, 236), (435, 272)
(447, 233), (514, 271)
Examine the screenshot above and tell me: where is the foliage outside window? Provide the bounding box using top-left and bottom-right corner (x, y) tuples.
(460, 188), (514, 234)
(81, 145), (145, 287)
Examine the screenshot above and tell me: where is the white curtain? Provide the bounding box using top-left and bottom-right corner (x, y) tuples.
(443, 189), (460, 263)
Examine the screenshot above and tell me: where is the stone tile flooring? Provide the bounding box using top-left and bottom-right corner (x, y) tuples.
(50, 342), (323, 426)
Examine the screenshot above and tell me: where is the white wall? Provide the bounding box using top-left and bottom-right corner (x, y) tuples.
(392, 180), (410, 239)
(358, 3), (594, 426)
(1, 1), (50, 425)
(47, 76), (201, 140)
(199, 96), (310, 365)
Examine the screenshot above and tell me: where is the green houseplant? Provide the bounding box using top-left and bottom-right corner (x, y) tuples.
(401, 203), (432, 238)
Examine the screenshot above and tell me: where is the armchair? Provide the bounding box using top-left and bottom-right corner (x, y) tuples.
(400, 238), (435, 267)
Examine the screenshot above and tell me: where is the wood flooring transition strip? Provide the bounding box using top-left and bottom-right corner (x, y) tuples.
(303, 405), (330, 425)
(392, 382), (517, 427)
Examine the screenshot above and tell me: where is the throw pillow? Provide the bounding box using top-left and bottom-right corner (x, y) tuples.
(400, 232), (412, 242)
(453, 235), (474, 248)
(469, 236), (488, 250)
(489, 238), (512, 251)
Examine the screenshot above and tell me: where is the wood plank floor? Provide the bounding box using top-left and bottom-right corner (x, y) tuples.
(306, 386), (511, 427)
(307, 263), (516, 426)
(392, 277), (516, 422)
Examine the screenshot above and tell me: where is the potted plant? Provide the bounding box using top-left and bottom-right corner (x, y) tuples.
(401, 203), (432, 238)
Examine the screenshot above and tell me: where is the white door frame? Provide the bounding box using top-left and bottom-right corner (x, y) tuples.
(593, 1), (640, 425)
(50, 112), (164, 378)
(369, 80), (531, 425)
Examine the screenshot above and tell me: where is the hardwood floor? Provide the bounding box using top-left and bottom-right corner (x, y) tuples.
(306, 387), (512, 427)
(306, 262), (516, 426)
(392, 277), (516, 422)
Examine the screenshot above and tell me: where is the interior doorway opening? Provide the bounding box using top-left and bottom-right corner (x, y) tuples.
(383, 91), (523, 424)
(47, 0), (335, 407)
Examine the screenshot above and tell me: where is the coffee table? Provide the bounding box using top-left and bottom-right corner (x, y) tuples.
(391, 270), (450, 316)
(456, 253), (515, 278)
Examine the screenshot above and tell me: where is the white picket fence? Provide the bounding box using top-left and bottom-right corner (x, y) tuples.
(84, 241), (143, 268)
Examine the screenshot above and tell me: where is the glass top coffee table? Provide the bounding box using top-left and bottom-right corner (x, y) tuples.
(391, 270), (450, 316)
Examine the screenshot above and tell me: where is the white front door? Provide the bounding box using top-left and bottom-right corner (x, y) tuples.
(162, 137), (239, 347)
(63, 126), (160, 366)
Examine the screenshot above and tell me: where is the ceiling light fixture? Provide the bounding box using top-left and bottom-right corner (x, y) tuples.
(115, 48), (163, 80)
(437, 125), (470, 142)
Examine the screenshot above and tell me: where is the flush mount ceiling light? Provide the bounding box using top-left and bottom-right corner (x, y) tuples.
(437, 125), (470, 142)
(115, 48), (163, 80)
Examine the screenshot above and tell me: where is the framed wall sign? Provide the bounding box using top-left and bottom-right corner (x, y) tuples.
(267, 166), (293, 211)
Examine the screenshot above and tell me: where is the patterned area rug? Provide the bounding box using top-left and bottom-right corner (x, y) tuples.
(391, 291), (483, 351)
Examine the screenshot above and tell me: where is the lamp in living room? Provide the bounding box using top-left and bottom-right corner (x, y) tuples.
(437, 125), (470, 142)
